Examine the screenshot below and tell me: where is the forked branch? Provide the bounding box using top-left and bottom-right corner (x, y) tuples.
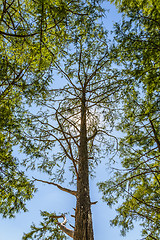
(52, 214), (74, 238)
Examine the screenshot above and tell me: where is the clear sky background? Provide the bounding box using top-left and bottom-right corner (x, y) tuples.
(1, 2), (142, 240)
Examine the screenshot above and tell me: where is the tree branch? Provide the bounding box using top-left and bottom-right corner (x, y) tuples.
(87, 128), (97, 141)
(0, 30), (37, 37)
(33, 177), (77, 196)
(56, 105), (79, 179)
(149, 118), (160, 152)
(52, 214), (74, 238)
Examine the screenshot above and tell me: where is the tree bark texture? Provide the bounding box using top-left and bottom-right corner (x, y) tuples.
(74, 90), (94, 240)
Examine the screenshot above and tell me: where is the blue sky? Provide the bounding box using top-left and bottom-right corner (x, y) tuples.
(1, 2), (142, 240)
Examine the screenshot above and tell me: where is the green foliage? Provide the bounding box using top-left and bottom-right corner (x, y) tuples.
(99, 88), (160, 238)
(22, 211), (67, 240)
(0, 64), (37, 217)
(111, 0), (160, 94)
(0, 0), (104, 72)
(110, 0), (160, 16)
(0, 157), (36, 218)
(100, 0), (160, 239)
(0, 0), (106, 219)
(0, 78), (36, 217)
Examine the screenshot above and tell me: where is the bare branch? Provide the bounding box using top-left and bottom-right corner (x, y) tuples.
(77, 43), (83, 87)
(97, 129), (118, 151)
(91, 201), (98, 205)
(0, 30), (38, 37)
(69, 224), (75, 229)
(85, 50), (109, 86)
(33, 177), (77, 196)
(54, 105), (80, 134)
(149, 118), (160, 152)
(30, 114), (80, 143)
(52, 214), (74, 238)
(87, 128), (97, 141)
(56, 105), (79, 178)
(42, 40), (82, 98)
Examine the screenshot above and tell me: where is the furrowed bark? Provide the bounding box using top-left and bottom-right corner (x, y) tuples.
(74, 90), (94, 240)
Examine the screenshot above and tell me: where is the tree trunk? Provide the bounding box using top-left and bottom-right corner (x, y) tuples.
(74, 90), (94, 240)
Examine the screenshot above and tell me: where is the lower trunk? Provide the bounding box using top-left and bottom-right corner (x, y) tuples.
(74, 91), (94, 240)
(74, 176), (94, 240)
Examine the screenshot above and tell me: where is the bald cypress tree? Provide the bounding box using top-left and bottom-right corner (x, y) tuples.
(22, 22), (120, 239)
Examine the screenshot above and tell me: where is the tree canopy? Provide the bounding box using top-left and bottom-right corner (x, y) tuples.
(0, 0), (105, 219)
(1, 0), (159, 239)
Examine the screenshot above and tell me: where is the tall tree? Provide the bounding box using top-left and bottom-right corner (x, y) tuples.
(0, 0), (105, 218)
(99, 0), (160, 239)
(21, 23), (120, 239)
